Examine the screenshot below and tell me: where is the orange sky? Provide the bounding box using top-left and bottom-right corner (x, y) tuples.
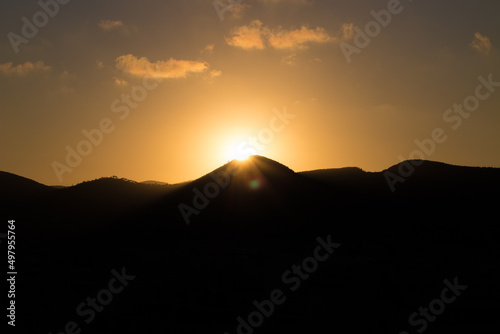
(1, 0), (499, 185)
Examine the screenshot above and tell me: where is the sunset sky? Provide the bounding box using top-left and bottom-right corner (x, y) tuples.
(1, 0), (499, 185)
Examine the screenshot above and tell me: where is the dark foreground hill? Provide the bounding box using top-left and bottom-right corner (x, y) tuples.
(1, 156), (499, 334)
(0, 171), (55, 199)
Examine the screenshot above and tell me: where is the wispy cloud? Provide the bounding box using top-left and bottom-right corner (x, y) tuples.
(216, 0), (306, 21)
(470, 32), (492, 54)
(114, 77), (128, 86)
(203, 69), (222, 84)
(0, 60), (51, 75)
(115, 54), (209, 79)
(209, 69), (222, 78)
(231, 3), (251, 19)
(201, 44), (215, 55)
(281, 54), (297, 65)
(258, 0), (311, 4)
(226, 20), (335, 50)
(98, 19), (123, 30)
(341, 23), (354, 40)
(98, 19), (134, 34)
(225, 20), (267, 50)
(268, 25), (334, 49)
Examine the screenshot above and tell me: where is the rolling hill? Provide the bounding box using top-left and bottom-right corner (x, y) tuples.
(1, 156), (499, 333)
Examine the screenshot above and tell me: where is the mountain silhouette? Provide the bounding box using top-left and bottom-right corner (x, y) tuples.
(0, 170), (54, 200)
(5, 157), (498, 214)
(156, 156), (333, 229)
(2, 156), (499, 333)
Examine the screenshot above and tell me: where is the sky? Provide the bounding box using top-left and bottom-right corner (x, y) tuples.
(1, 0), (499, 186)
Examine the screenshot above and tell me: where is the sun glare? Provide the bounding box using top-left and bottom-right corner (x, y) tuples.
(226, 140), (254, 162)
(231, 150), (252, 161)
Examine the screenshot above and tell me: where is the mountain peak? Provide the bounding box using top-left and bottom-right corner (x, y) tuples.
(227, 155), (295, 173)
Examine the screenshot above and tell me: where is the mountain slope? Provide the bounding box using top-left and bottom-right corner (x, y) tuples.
(3, 157), (500, 225)
(154, 156), (340, 228)
(2, 157), (500, 333)
(383, 159), (500, 198)
(0, 171), (54, 200)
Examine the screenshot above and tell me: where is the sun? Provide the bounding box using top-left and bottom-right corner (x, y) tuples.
(229, 148), (252, 161)
(225, 140), (254, 162)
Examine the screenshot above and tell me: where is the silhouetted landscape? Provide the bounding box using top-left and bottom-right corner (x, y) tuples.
(2, 156), (499, 333)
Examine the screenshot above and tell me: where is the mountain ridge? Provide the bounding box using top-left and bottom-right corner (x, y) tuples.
(3, 156), (499, 189)
(2, 156), (500, 221)
(4, 156), (500, 333)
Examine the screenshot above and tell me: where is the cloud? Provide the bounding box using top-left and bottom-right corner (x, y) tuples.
(341, 23), (354, 40)
(268, 25), (334, 49)
(115, 54), (209, 79)
(209, 69), (222, 78)
(114, 77), (128, 86)
(225, 20), (267, 50)
(281, 54), (297, 65)
(259, 0), (311, 4)
(58, 70), (76, 84)
(98, 19), (134, 34)
(231, 3), (251, 19)
(470, 32), (492, 54)
(226, 20), (334, 50)
(218, 0), (305, 21)
(0, 60), (51, 75)
(201, 44), (215, 55)
(203, 69), (222, 84)
(98, 19), (124, 30)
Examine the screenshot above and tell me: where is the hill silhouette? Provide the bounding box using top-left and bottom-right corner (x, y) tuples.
(0, 170), (54, 200)
(155, 156), (333, 228)
(4, 156), (498, 207)
(1, 156), (499, 333)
